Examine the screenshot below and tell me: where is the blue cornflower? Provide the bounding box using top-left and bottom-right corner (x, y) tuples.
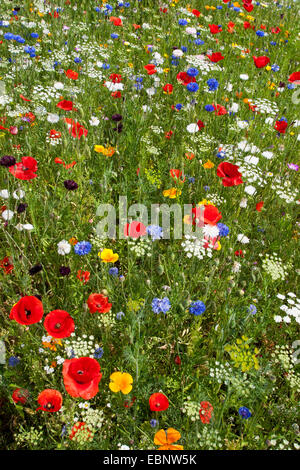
(247, 304), (257, 315)
(256, 30), (265, 37)
(217, 223), (230, 237)
(181, 46), (188, 52)
(175, 103), (183, 110)
(116, 311), (125, 320)
(147, 225), (163, 241)
(270, 41), (277, 46)
(178, 19), (188, 26)
(189, 301), (206, 316)
(111, 33), (119, 39)
(74, 241), (92, 255)
(207, 78), (219, 91)
(204, 104), (214, 112)
(238, 407), (252, 419)
(287, 83), (295, 89)
(150, 419), (158, 428)
(4, 33), (14, 40)
(109, 267), (119, 277)
(94, 347), (104, 359)
(186, 82), (199, 92)
(102, 63), (110, 70)
(189, 177), (195, 183)
(15, 36), (25, 43)
(271, 64), (280, 72)
(217, 150), (226, 158)
(31, 32), (39, 38)
(171, 59), (180, 66)
(152, 297), (171, 314)
(9, 356), (20, 367)
(204, 185), (210, 191)
(187, 67), (199, 77)
(74, 57), (82, 63)
(194, 39), (205, 45)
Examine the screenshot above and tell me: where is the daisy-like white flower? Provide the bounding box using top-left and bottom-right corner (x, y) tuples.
(47, 113), (60, 124)
(89, 116), (100, 126)
(57, 240), (71, 255)
(237, 234), (250, 244)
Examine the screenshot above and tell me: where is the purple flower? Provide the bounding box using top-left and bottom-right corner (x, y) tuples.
(287, 163), (299, 171)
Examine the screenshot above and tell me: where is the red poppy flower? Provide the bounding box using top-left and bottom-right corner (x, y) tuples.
(50, 129), (62, 139)
(163, 83), (173, 94)
(192, 205), (222, 226)
(0, 256), (14, 274)
(10, 296), (44, 325)
(64, 118), (88, 139)
(65, 69), (78, 80)
(109, 73), (122, 83)
(44, 310), (75, 339)
(124, 221), (147, 238)
(274, 120), (288, 134)
(87, 293), (112, 314)
(217, 162), (243, 186)
(37, 389), (63, 412)
(243, 3), (254, 12)
(9, 156), (38, 180)
(252, 56), (270, 68)
(213, 103), (228, 115)
(63, 357), (102, 399)
(12, 388), (29, 405)
(271, 27), (281, 34)
(199, 401), (213, 424)
(227, 21), (235, 33)
(243, 21), (252, 29)
(170, 169), (185, 182)
(197, 120), (205, 130)
(69, 422), (93, 440)
(235, 250), (244, 257)
(109, 16), (123, 26)
(209, 24), (222, 34)
(256, 201), (264, 212)
(192, 9), (201, 17)
(165, 130), (173, 139)
(207, 52), (224, 63)
(149, 392), (169, 412)
(56, 99), (76, 111)
(288, 72), (300, 83)
(176, 71), (196, 86)
(144, 64), (157, 75)
(111, 91), (121, 98)
(77, 269), (90, 284)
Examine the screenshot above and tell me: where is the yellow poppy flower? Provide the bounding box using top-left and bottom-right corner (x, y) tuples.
(99, 248), (119, 263)
(163, 188), (182, 199)
(154, 428), (184, 450)
(203, 160), (215, 169)
(109, 372), (133, 394)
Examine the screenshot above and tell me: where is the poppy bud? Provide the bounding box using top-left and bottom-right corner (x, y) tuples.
(174, 355), (181, 365)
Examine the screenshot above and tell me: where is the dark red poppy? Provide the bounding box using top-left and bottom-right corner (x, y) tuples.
(192, 205), (222, 226)
(288, 72), (300, 83)
(9, 156), (38, 180)
(44, 310), (75, 338)
(197, 120), (205, 130)
(37, 389), (63, 412)
(274, 120), (288, 134)
(149, 392), (169, 412)
(56, 99), (76, 111)
(65, 69), (78, 80)
(252, 56), (270, 68)
(174, 355), (181, 365)
(243, 3), (254, 12)
(217, 162), (243, 186)
(207, 52), (224, 63)
(209, 24), (222, 34)
(63, 357), (102, 399)
(0, 256), (14, 274)
(10, 296), (44, 325)
(87, 293), (112, 314)
(12, 388), (29, 405)
(124, 221), (147, 239)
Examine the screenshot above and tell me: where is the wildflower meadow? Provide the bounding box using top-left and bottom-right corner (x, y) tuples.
(0, 0), (299, 453)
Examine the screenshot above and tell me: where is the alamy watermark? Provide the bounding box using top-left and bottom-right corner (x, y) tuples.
(95, 196), (205, 240)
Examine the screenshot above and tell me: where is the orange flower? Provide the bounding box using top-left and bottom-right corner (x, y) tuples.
(185, 152), (195, 160)
(203, 160), (215, 169)
(154, 428), (184, 450)
(77, 270), (90, 284)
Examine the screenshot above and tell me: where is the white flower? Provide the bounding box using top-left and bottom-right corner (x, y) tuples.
(244, 185), (257, 196)
(237, 120), (248, 129)
(230, 103), (239, 113)
(276, 294), (285, 300)
(185, 27), (197, 37)
(237, 234), (250, 244)
(240, 74), (249, 80)
(173, 49), (184, 58)
(203, 224), (219, 238)
(244, 156), (259, 165)
(262, 151), (273, 159)
(239, 198), (248, 208)
(47, 113), (60, 123)
(57, 239), (71, 255)
(274, 315), (282, 323)
(12, 189), (25, 199)
(89, 116), (100, 126)
(145, 87), (156, 96)
(283, 315), (291, 323)
(53, 82), (64, 90)
(186, 123), (199, 133)
(265, 117), (274, 125)
(2, 209), (14, 221)
(0, 189), (10, 199)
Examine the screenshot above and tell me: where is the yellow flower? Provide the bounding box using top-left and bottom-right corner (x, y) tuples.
(109, 372), (133, 394)
(163, 188), (182, 199)
(154, 428), (184, 450)
(99, 248), (119, 263)
(198, 199), (214, 206)
(203, 160), (215, 169)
